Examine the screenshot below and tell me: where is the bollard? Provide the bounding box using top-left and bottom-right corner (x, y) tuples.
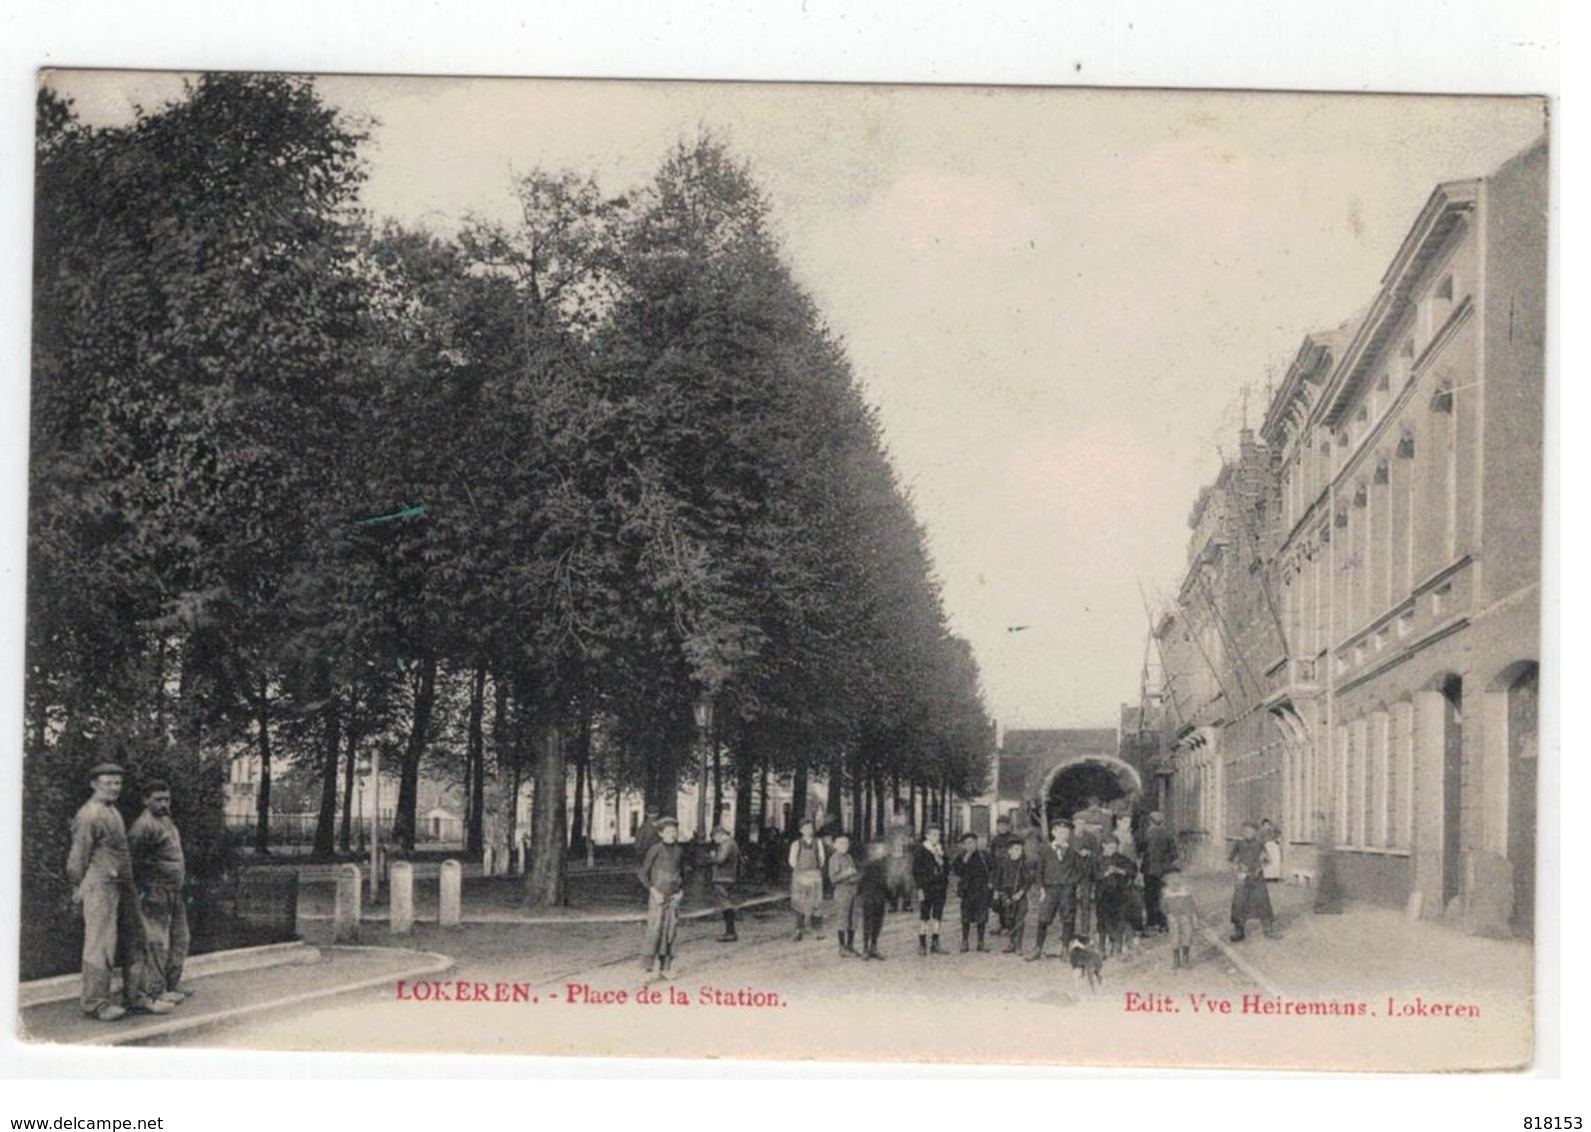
(390, 861), (415, 934)
(440, 859), (462, 927)
(334, 864), (362, 943)
(483, 846), (496, 877)
(516, 845), (528, 876)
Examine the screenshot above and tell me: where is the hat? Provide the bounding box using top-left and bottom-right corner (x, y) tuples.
(656, 816), (679, 829)
(960, 831), (977, 842)
(88, 762), (125, 780)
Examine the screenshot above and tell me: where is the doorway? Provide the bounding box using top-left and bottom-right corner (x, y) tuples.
(1440, 675), (1464, 910)
(1507, 664), (1538, 938)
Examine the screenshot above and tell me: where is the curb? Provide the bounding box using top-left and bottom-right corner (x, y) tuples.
(298, 892), (789, 928)
(24, 947), (455, 1048)
(19, 940), (323, 1009)
(1197, 926), (1288, 998)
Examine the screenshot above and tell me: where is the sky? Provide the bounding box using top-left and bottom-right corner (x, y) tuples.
(47, 72), (1546, 730)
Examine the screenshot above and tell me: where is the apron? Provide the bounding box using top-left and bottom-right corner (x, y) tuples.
(791, 841), (824, 915)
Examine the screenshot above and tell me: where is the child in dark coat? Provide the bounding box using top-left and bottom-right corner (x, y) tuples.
(1094, 835), (1139, 957)
(952, 832), (995, 952)
(857, 841), (892, 960)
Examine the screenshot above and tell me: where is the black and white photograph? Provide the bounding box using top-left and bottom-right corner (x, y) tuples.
(15, 69), (1550, 1071)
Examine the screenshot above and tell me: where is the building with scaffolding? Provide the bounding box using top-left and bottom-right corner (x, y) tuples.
(1147, 136), (1546, 936)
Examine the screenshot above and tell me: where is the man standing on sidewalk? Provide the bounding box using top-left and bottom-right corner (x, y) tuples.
(129, 780), (190, 1004)
(1141, 810), (1179, 934)
(66, 762), (173, 1021)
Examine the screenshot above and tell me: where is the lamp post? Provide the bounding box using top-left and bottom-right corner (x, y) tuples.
(693, 695), (715, 840)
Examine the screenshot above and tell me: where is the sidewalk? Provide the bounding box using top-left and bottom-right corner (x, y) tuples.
(1184, 870), (1532, 1003)
(18, 945), (453, 1047)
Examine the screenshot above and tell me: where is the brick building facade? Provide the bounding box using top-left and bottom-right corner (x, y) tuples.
(1152, 137), (1546, 935)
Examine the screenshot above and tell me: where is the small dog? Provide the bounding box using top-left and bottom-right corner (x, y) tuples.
(1068, 937), (1104, 994)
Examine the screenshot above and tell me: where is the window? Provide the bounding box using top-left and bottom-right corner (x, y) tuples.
(1336, 725), (1351, 845)
(1370, 712), (1390, 847)
(1391, 701), (1414, 849)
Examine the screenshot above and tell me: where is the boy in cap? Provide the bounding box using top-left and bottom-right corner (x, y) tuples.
(636, 816), (686, 978)
(129, 779), (191, 1003)
(993, 837), (1034, 953)
(912, 825), (952, 955)
(67, 762), (171, 1020)
(827, 833), (861, 957)
(953, 832), (994, 952)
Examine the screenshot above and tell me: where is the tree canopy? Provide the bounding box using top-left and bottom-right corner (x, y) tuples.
(26, 78), (993, 938)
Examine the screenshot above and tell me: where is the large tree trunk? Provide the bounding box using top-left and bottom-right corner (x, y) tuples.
(645, 748), (681, 820)
(758, 759), (770, 828)
(570, 728), (588, 852)
(339, 701), (361, 854)
(733, 741), (754, 843)
(849, 748), (864, 841)
(525, 726), (567, 907)
(466, 661), (486, 855)
(393, 652), (437, 852)
(312, 680), (342, 859)
(711, 725), (724, 832)
(873, 770), (887, 837)
(825, 754), (844, 830)
(791, 755), (808, 831)
(252, 676), (272, 855)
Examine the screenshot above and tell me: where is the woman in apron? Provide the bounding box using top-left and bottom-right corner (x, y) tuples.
(788, 819), (826, 940)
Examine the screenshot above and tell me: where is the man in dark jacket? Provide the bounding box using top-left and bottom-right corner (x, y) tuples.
(952, 832), (995, 952)
(637, 817), (686, 978)
(1026, 821), (1095, 961)
(1141, 810), (1179, 933)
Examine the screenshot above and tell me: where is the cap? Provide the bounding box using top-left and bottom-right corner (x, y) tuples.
(656, 816), (679, 829)
(88, 762), (126, 780)
(960, 831), (977, 842)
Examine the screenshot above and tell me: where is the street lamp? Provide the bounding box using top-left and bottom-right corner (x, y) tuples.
(693, 695), (715, 840)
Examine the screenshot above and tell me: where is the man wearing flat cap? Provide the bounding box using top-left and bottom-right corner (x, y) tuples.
(66, 762), (172, 1021)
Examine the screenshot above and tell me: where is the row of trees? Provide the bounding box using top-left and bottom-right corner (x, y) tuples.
(26, 74), (992, 928)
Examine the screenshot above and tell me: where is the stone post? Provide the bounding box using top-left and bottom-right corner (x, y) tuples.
(439, 859), (462, 927)
(515, 843), (528, 876)
(334, 864), (362, 943)
(483, 846), (496, 877)
(390, 860), (415, 934)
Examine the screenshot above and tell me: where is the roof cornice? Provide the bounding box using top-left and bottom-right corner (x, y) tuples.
(1321, 179), (1478, 429)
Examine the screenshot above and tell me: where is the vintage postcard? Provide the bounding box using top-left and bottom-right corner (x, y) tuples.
(17, 71), (1549, 1071)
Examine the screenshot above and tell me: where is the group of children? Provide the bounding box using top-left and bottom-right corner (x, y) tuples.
(635, 810), (1215, 979)
(790, 815), (1208, 974)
